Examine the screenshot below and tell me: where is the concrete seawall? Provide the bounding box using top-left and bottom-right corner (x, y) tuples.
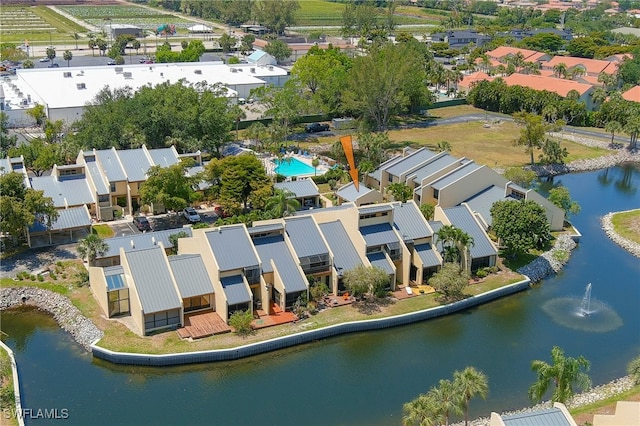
(92, 278), (531, 366)
(0, 340), (25, 426)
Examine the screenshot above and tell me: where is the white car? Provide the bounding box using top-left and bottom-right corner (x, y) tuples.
(183, 207), (201, 223)
(39, 57), (50, 62)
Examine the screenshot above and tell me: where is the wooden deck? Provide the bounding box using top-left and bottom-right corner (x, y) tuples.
(251, 303), (297, 329)
(177, 311), (231, 339)
(323, 294), (355, 308)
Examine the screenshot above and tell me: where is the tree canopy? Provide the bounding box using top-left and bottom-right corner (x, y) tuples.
(490, 199), (551, 256)
(140, 163), (200, 215)
(342, 264), (389, 301)
(528, 346), (591, 404)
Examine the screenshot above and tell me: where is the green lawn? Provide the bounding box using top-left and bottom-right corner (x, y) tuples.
(0, 346), (18, 426)
(611, 209), (640, 245)
(92, 224), (115, 239)
(0, 5), (87, 44)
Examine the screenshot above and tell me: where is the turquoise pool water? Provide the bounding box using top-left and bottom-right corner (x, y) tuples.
(273, 158), (317, 177)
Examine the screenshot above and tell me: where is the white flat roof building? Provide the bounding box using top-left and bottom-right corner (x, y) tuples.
(13, 61), (289, 125)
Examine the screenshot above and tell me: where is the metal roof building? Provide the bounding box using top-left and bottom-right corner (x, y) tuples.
(442, 206), (498, 259)
(497, 406), (575, 426)
(206, 225), (259, 272)
(253, 235), (308, 293)
(385, 148), (437, 178)
(101, 228), (193, 258)
(430, 162), (482, 190)
(359, 223), (401, 248)
(463, 185), (512, 227)
(366, 252), (395, 275)
(95, 148), (127, 182)
(148, 147), (180, 168)
(116, 148), (153, 182)
(414, 243), (441, 268)
(168, 254), (215, 299)
(125, 246), (181, 313)
(318, 221), (364, 273)
(30, 175), (95, 208)
(409, 153), (461, 185)
(274, 179), (320, 199)
(220, 275), (251, 305)
(284, 216), (329, 258)
(28, 205), (91, 233)
(391, 202), (433, 241)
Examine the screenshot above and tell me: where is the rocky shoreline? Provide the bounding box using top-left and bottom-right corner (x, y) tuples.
(0, 287), (103, 351)
(517, 234), (577, 282)
(453, 375), (637, 426)
(601, 210), (640, 258)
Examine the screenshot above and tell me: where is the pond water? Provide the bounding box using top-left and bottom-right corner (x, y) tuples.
(2, 164), (639, 426)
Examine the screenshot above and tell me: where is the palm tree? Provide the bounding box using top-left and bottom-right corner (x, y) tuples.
(591, 87), (607, 107)
(623, 114), (640, 150)
(605, 120), (623, 146)
(435, 225), (458, 263)
(454, 367), (489, 426)
(428, 379), (462, 426)
(553, 62), (568, 79)
(402, 395), (439, 426)
(628, 355), (640, 385)
(265, 189), (300, 217)
(454, 228), (474, 272)
(63, 50), (73, 67)
(528, 346), (591, 404)
(311, 157), (320, 176)
(77, 234), (109, 266)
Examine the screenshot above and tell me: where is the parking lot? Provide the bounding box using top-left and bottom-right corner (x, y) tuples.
(106, 208), (219, 237)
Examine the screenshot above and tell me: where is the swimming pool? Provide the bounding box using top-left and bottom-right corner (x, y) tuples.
(273, 158), (318, 177)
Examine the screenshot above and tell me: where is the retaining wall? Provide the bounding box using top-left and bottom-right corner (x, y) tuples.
(0, 340), (25, 426)
(92, 278), (530, 366)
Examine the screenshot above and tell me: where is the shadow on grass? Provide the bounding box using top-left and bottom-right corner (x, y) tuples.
(354, 296), (396, 315)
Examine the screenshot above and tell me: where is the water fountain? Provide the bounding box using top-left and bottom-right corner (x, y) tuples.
(580, 283), (592, 317)
(542, 283), (623, 332)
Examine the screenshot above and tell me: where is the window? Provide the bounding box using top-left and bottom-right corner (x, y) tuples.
(433, 188), (439, 199)
(511, 190), (525, 200)
(227, 302), (250, 319)
(110, 182), (116, 193)
(144, 310), (180, 332)
(183, 295), (211, 312)
(108, 289), (130, 317)
(388, 174), (393, 183)
(98, 194), (109, 203)
(386, 242), (402, 261)
(299, 254), (330, 274)
(244, 266), (261, 285)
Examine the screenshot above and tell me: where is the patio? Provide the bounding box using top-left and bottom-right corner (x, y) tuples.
(323, 293), (355, 308)
(252, 303), (297, 329)
(177, 311), (231, 339)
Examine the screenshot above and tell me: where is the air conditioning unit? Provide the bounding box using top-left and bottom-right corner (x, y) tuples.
(123, 72), (132, 78)
(115, 67), (123, 73)
(194, 69), (202, 74)
(230, 68), (238, 73)
(22, 98), (28, 106)
(63, 72), (72, 78)
(238, 68), (243, 72)
(268, 65), (273, 70)
(250, 67), (255, 73)
(76, 83), (86, 90)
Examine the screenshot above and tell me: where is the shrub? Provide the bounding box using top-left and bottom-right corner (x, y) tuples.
(37, 274), (44, 282)
(475, 269), (488, 279)
(30, 275), (36, 281)
(328, 179), (337, 190)
(229, 310), (254, 337)
(56, 261), (63, 267)
(75, 270), (89, 287)
(552, 249), (569, 263)
(49, 272), (57, 280)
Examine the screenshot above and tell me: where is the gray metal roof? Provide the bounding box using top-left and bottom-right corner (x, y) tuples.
(30, 175), (95, 208)
(285, 216), (329, 258)
(360, 223), (400, 248)
(501, 408), (573, 426)
(415, 243), (441, 267)
(359, 204), (392, 215)
(335, 182), (374, 202)
(125, 247), (181, 313)
(442, 206), (497, 259)
(168, 254), (215, 298)
(95, 148), (127, 182)
(220, 275), (251, 305)
(116, 148), (153, 182)
(148, 147), (179, 168)
(385, 148), (437, 177)
(253, 235), (308, 293)
(294, 203), (353, 216)
(0, 158), (11, 174)
(85, 161), (110, 195)
(248, 222), (284, 235)
(392, 202), (433, 240)
(274, 180), (319, 198)
(102, 228), (193, 258)
(318, 220), (363, 272)
(409, 153), (460, 184)
(367, 252), (395, 275)
(206, 225), (259, 272)
(463, 185), (508, 227)
(431, 162), (481, 190)
(29, 206), (92, 233)
(369, 155), (404, 181)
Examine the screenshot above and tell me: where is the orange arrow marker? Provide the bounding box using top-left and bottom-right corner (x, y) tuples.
(340, 135), (359, 191)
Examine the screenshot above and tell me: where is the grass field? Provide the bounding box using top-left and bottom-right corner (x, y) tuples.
(611, 209), (640, 245)
(0, 6), (87, 44)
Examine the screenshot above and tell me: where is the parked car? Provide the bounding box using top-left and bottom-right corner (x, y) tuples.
(107, 59), (116, 65)
(305, 122), (330, 133)
(133, 216), (151, 231)
(47, 63), (59, 68)
(183, 207), (201, 223)
(39, 57), (50, 62)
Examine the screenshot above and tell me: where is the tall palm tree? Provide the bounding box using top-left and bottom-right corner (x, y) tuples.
(264, 189), (300, 218)
(402, 394), (439, 426)
(435, 224), (458, 262)
(553, 62), (568, 79)
(453, 366), (489, 426)
(427, 379), (462, 426)
(77, 234), (109, 266)
(623, 114), (640, 150)
(454, 228), (474, 272)
(605, 120), (623, 146)
(528, 346), (591, 404)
